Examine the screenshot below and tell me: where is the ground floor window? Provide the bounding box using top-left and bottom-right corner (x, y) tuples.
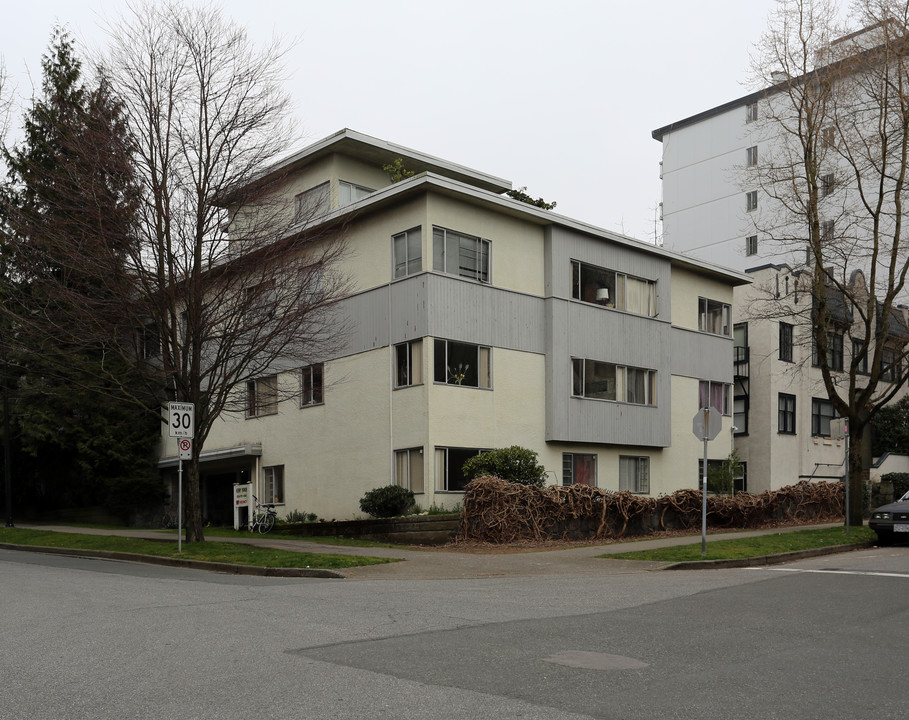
(395, 447), (424, 493)
(434, 447), (489, 492)
(262, 465), (284, 505)
(619, 456), (650, 494)
(562, 453), (597, 486)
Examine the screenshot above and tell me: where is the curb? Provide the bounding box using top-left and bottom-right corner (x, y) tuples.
(0, 543), (346, 578)
(661, 541), (875, 570)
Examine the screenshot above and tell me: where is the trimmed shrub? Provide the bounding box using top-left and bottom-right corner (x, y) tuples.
(359, 485), (415, 518)
(462, 446), (547, 487)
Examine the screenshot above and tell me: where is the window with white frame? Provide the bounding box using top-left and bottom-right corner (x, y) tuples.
(432, 226), (490, 282)
(434, 447), (489, 492)
(262, 465), (284, 505)
(570, 260), (656, 316)
(394, 340), (423, 388)
(434, 339), (491, 388)
(699, 380), (731, 415)
(301, 364), (324, 406)
(294, 182), (330, 221)
(246, 376), (278, 417)
(746, 101), (758, 123)
(562, 453), (597, 487)
(746, 146), (758, 167)
(393, 227), (422, 278)
(746, 190), (758, 212)
(746, 235), (758, 256)
(338, 180), (373, 207)
(698, 297), (731, 336)
(395, 448), (424, 493)
(619, 456), (650, 493)
(572, 358), (656, 406)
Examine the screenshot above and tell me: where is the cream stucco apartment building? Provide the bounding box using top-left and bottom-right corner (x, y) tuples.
(159, 129), (751, 522)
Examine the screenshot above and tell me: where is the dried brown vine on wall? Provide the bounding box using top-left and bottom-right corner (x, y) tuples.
(457, 477), (845, 544)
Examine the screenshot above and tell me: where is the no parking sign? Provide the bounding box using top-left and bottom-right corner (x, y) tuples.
(179, 438), (192, 460)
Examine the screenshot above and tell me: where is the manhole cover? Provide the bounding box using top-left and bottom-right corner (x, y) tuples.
(542, 650), (648, 671)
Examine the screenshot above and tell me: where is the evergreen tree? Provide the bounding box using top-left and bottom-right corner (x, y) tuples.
(1, 28), (159, 522)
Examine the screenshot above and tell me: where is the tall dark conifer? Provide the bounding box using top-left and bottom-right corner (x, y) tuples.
(1, 28), (159, 521)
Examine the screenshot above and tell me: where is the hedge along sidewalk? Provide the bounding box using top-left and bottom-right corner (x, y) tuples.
(599, 526), (877, 569)
(0, 527), (398, 577)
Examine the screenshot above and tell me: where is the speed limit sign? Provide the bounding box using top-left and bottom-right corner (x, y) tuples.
(168, 402), (195, 439)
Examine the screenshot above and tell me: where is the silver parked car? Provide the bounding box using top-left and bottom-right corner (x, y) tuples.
(869, 489), (909, 546)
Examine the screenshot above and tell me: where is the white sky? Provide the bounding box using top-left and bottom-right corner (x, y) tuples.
(1, 0), (781, 243)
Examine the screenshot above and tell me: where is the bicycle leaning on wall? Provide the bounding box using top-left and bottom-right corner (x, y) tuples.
(249, 495), (277, 534)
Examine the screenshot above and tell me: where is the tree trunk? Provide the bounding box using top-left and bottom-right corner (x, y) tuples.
(848, 427), (864, 527)
(183, 458), (205, 543)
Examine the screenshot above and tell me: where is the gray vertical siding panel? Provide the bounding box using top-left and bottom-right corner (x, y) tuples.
(670, 327), (734, 381)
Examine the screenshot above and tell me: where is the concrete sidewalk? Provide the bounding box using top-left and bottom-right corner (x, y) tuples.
(6, 521), (867, 579)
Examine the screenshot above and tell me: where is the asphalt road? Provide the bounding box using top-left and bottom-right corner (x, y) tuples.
(2, 545), (907, 720)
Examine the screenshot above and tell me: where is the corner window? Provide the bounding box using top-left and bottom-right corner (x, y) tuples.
(746, 190), (758, 212)
(301, 364), (324, 406)
(393, 227), (422, 279)
(778, 393), (796, 434)
(434, 447), (489, 492)
(699, 380), (731, 416)
(572, 358), (656, 406)
(294, 182), (330, 221)
(698, 297), (731, 336)
(395, 448), (424, 493)
(262, 465), (285, 505)
(338, 180), (373, 207)
(779, 322), (794, 362)
(811, 397), (836, 437)
(562, 453), (597, 487)
(746, 101), (758, 123)
(745, 235), (758, 256)
(394, 340), (423, 388)
(246, 376), (278, 418)
(432, 226), (489, 283)
(570, 260), (656, 316)
(434, 339), (491, 388)
(619, 456), (650, 493)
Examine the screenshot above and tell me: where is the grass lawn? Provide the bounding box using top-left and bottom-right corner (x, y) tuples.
(0, 528), (396, 570)
(600, 526), (876, 563)
(202, 526), (407, 549)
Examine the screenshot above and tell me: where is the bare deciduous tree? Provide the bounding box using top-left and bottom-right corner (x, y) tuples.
(745, 0), (909, 524)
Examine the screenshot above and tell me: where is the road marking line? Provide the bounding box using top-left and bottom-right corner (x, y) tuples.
(748, 567), (909, 579)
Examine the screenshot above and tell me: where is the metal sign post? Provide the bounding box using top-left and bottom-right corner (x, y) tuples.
(693, 407), (723, 556)
(168, 402), (195, 554)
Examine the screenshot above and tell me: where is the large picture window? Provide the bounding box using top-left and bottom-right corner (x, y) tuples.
(246, 376), (278, 417)
(698, 298), (731, 336)
(572, 358), (656, 406)
(434, 447), (489, 492)
(434, 339), (491, 388)
(619, 456), (650, 494)
(395, 448), (424, 493)
(562, 453), (597, 487)
(262, 465), (284, 505)
(432, 226), (489, 282)
(395, 340), (423, 388)
(393, 227), (422, 279)
(570, 260), (656, 316)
